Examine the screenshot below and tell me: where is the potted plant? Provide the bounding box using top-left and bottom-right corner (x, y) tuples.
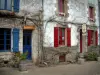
(18, 52), (29, 71)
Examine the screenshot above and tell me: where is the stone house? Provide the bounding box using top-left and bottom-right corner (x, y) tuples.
(0, 0), (99, 65)
(0, 0), (42, 64)
(43, 0), (99, 63)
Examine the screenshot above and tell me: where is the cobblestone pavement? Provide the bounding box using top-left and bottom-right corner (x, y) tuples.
(0, 61), (100, 75)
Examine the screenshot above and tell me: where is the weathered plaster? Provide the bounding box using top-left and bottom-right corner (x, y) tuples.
(43, 0), (99, 47)
(19, 0), (42, 17)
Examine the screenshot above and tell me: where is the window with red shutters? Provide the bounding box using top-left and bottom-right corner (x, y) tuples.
(58, 0), (65, 15)
(89, 6), (94, 21)
(54, 27), (71, 47)
(88, 30), (98, 46)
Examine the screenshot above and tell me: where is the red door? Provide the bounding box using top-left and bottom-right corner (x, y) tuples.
(80, 29), (82, 53)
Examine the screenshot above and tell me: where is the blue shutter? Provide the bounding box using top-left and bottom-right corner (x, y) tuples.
(13, 28), (19, 52)
(6, 0), (12, 11)
(14, 0), (20, 12)
(0, 0), (5, 10)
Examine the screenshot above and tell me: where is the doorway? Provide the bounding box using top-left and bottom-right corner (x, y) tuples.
(80, 29), (82, 53)
(23, 30), (32, 59)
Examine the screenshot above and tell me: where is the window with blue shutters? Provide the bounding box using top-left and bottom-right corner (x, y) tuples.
(0, 0), (20, 12)
(0, 28), (11, 52)
(13, 28), (19, 52)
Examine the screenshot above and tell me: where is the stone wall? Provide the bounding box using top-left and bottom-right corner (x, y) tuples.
(0, 52), (13, 61)
(43, 46), (78, 65)
(87, 46), (100, 55)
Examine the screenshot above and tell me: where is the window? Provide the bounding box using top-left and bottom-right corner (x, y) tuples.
(0, 28), (11, 51)
(89, 6), (95, 21)
(0, 0), (20, 12)
(54, 27), (71, 47)
(59, 28), (65, 45)
(88, 30), (98, 46)
(58, 0), (65, 15)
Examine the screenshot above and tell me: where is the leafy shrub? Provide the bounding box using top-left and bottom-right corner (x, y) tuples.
(84, 52), (98, 61)
(15, 51), (28, 60)
(20, 52), (28, 60)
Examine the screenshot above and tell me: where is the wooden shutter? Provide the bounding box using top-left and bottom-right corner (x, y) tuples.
(67, 28), (71, 47)
(59, 28), (62, 45)
(54, 27), (59, 47)
(95, 31), (98, 46)
(7, 0), (12, 11)
(13, 28), (19, 52)
(88, 30), (92, 46)
(14, 0), (20, 12)
(0, 0), (5, 9)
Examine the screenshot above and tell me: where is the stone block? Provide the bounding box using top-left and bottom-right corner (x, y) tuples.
(97, 57), (100, 62)
(65, 53), (76, 63)
(78, 58), (85, 64)
(19, 60), (34, 71)
(54, 55), (59, 64)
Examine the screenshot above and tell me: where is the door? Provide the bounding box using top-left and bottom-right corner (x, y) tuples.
(80, 29), (82, 53)
(23, 30), (32, 59)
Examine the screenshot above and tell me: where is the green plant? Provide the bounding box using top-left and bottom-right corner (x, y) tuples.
(84, 52), (98, 61)
(20, 52), (28, 60)
(15, 51), (28, 60)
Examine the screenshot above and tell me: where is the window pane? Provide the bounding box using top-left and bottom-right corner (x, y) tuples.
(0, 40), (4, 45)
(0, 29), (4, 34)
(6, 35), (11, 39)
(7, 0), (12, 10)
(62, 28), (65, 45)
(6, 29), (11, 34)
(0, 35), (4, 39)
(6, 45), (11, 50)
(0, 0), (5, 9)
(6, 40), (11, 45)
(0, 45), (4, 50)
(62, 28), (65, 37)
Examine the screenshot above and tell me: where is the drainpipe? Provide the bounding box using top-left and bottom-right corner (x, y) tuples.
(41, 0), (44, 63)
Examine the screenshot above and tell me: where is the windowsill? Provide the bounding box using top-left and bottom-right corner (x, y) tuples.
(59, 12), (65, 16)
(58, 45), (66, 47)
(89, 18), (95, 22)
(0, 50), (11, 52)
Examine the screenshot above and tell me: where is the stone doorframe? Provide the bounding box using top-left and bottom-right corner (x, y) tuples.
(77, 26), (87, 53)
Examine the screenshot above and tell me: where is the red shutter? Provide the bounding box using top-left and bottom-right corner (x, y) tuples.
(88, 30), (92, 46)
(54, 27), (59, 47)
(59, 28), (62, 45)
(95, 31), (98, 46)
(67, 28), (71, 47)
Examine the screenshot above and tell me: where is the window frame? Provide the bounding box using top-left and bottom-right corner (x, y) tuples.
(88, 5), (95, 21)
(58, 0), (65, 16)
(54, 27), (71, 47)
(0, 28), (11, 52)
(59, 27), (65, 46)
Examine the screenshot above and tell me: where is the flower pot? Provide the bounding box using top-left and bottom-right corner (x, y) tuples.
(19, 60), (33, 71)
